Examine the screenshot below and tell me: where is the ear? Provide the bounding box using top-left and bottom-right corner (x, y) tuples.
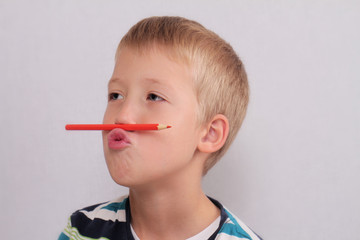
(198, 114), (229, 153)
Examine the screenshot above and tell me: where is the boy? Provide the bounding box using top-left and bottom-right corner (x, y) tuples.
(59, 16), (262, 240)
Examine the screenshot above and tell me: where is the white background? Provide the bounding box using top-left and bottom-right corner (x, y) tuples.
(1, 0), (359, 239)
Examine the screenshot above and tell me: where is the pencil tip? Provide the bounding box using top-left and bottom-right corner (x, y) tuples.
(157, 124), (171, 130)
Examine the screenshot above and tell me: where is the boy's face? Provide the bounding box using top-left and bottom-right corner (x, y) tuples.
(102, 46), (204, 188)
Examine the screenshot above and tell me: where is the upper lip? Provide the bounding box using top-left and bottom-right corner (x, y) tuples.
(107, 128), (131, 144)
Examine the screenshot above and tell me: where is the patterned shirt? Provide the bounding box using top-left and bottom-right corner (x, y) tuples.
(59, 195), (262, 240)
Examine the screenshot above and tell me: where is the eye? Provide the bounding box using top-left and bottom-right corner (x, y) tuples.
(147, 93), (165, 102)
(108, 92), (124, 101)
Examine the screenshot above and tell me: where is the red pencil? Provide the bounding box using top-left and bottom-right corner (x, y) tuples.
(65, 124), (171, 131)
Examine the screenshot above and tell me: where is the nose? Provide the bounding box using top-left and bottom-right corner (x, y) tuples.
(113, 100), (138, 125)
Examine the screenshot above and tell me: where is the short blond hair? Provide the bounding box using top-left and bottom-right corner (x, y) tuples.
(117, 16), (249, 174)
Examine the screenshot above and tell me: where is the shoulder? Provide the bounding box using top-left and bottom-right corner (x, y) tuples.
(71, 195), (128, 223)
(60, 195), (132, 240)
(210, 198), (263, 240)
(217, 207), (263, 240)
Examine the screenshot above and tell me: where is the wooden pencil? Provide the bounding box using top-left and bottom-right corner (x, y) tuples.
(65, 124), (171, 131)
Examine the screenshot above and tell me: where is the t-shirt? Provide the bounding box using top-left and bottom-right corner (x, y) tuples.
(59, 195), (262, 240)
(131, 216), (221, 240)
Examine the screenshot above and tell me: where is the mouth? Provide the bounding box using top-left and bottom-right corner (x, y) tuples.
(107, 128), (131, 150)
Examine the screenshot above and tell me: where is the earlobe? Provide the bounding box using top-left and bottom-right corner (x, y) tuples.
(198, 114), (229, 153)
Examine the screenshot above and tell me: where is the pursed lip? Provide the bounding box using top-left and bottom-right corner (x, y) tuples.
(107, 128), (131, 150)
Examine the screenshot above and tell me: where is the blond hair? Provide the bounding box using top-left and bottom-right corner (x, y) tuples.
(118, 16), (249, 174)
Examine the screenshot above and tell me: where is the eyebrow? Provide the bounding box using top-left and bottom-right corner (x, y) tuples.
(108, 77), (122, 85)
(143, 78), (176, 95)
(108, 77), (170, 88)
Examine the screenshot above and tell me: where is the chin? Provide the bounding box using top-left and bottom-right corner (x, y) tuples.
(109, 172), (132, 187)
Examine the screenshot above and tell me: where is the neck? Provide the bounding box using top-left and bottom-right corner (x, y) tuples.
(128, 158), (220, 240)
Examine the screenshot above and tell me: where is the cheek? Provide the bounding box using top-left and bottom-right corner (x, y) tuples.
(141, 127), (199, 164)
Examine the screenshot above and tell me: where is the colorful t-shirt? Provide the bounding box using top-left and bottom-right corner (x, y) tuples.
(59, 195), (262, 240)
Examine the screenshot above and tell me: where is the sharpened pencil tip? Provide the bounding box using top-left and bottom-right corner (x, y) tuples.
(157, 124), (171, 130)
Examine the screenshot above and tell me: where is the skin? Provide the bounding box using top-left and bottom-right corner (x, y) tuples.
(102, 45), (228, 239)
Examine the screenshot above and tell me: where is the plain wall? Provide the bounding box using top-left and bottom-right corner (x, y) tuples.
(1, 0), (359, 239)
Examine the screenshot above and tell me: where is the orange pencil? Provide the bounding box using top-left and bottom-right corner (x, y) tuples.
(65, 124), (171, 131)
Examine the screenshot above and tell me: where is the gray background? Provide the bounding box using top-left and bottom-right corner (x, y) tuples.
(1, 0), (359, 239)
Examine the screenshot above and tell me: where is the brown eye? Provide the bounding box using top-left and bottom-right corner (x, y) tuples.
(147, 93), (164, 102)
(108, 93), (124, 101)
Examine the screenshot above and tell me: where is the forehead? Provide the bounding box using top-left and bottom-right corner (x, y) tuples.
(111, 46), (194, 89)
